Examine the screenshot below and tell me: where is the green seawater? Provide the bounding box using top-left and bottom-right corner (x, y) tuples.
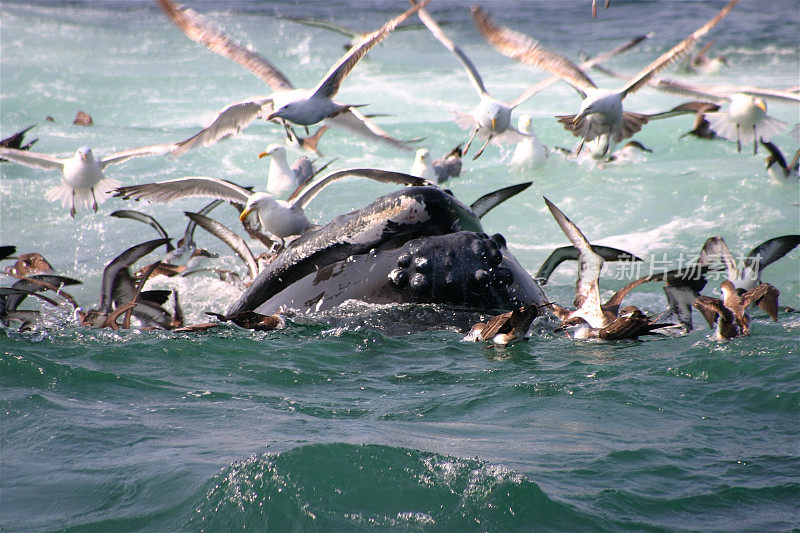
(1, 1), (799, 531)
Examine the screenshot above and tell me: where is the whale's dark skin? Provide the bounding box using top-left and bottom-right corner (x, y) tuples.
(227, 186), (546, 316)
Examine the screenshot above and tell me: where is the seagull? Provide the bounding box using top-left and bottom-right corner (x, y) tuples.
(472, 0), (740, 156)
(409, 145), (462, 184)
(79, 238), (172, 328)
(678, 40), (728, 74)
(283, 124), (329, 157)
(591, 0), (610, 19)
(694, 280), (779, 340)
(698, 235), (800, 292)
(464, 305), (539, 346)
(3, 252), (55, 277)
(0, 144), (175, 217)
(586, 68), (797, 153)
(557, 305), (669, 341)
(415, 2), (651, 158)
(114, 169), (431, 246)
(156, 0), (428, 156)
(543, 196), (665, 331)
(258, 144), (334, 197)
(511, 114), (548, 169)
(761, 139), (799, 181)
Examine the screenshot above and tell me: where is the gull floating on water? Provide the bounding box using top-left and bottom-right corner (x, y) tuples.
(114, 169), (431, 246)
(472, 0), (740, 156)
(410, 145), (463, 184)
(511, 115), (548, 169)
(258, 144), (334, 197)
(156, 0), (428, 156)
(693, 280), (779, 340)
(413, 1), (650, 158)
(0, 144), (176, 217)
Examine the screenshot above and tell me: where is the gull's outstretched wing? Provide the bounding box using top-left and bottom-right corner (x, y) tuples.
(0, 147), (64, 171)
(170, 97), (274, 157)
(114, 176), (251, 207)
(155, 0), (294, 90)
(620, 0), (739, 97)
(535, 245), (641, 284)
(98, 239), (170, 315)
(472, 6), (596, 97)
(288, 168), (430, 209)
(698, 236), (738, 279)
(110, 210), (175, 252)
(312, 0), (429, 99)
(99, 143), (178, 169)
(544, 197), (604, 323)
(414, 1), (488, 97)
(510, 33), (653, 108)
(326, 108), (418, 151)
(744, 235), (800, 275)
(469, 182), (532, 219)
(185, 212), (259, 280)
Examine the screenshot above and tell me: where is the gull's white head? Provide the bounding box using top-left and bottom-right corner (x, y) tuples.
(258, 143), (285, 160)
(518, 114), (533, 134)
(414, 149), (431, 164)
(576, 89), (621, 125)
(476, 98), (511, 133)
(76, 146), (94, 161)
(239, 192), (279, 225)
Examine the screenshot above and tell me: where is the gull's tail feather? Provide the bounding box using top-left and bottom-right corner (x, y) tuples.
(46, 176), (121, 214)
(704, 111), (738, 142)
(755, 116), (787, 143)
(612, 112), (650, 142)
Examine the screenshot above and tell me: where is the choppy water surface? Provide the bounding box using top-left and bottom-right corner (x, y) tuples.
(1, 1), (799, 530)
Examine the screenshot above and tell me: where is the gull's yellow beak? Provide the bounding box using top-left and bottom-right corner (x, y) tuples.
(239, 206), (254, 222)
(572, 114), (582, 127)
(258, 151), (269, 159)
(754, 98), (767, 112)
(490, 117), (496, 131)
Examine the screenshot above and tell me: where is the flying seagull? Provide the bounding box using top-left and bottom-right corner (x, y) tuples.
(472, 0), (740, 156)
(114, 168), (431, 246)
(0, 144), (175, 217)
(413, 1), (652, 158)
(156, 0), (428, 156)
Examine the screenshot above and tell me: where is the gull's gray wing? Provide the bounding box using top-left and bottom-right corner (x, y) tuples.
(97, 143), (177, 169)
(469, 182), (532, 219)
(620, 0), (739, 97)
(114, 176), (252, 206)
(414, 1), (488, 97)
(98, 239), (171, 315)
(544, 197), (604, 320)
(288, 168), (430, 209)
(744, 235), (800, 275)
(155, 0), (294, 90)
(698, 236), (738, 279)
(181, 199), (224, 250)
(110, 210), (175, 252)
(326, 108), (417, 151)
(535, 245), (641, 284)
(510, 33), (653, 108)
(185, 212), (259, 281)
(472, 6), (596, 97)
(170, 97), (274, 157)
(312, 0), (429, 99)
(0, 147), (64, 171)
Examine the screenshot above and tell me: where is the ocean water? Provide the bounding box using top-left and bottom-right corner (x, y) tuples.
(1, 0), (799, 530)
